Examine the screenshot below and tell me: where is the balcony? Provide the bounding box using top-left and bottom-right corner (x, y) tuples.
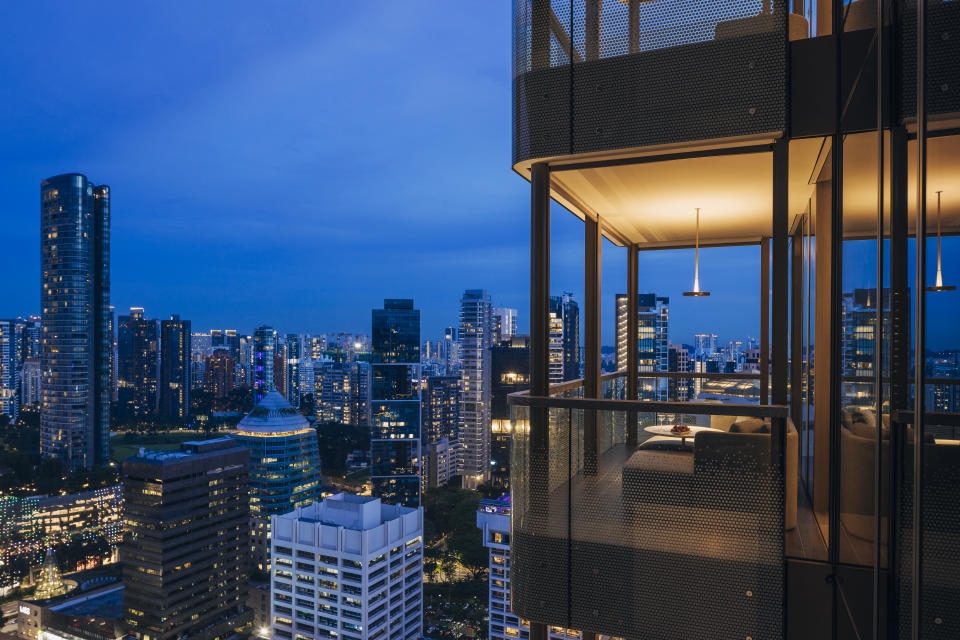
(509, 372), (790, 640)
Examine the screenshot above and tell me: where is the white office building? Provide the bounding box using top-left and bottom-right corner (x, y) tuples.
(270, 494), (424, 640)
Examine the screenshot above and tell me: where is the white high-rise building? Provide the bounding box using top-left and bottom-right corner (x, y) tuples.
(493, 308), (518, 344)
(270, 494), (424, 640)
(460, 290), (494, 488)
(477, 499), (583, 640)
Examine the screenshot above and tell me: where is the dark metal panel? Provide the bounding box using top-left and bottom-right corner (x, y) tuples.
(772, 139), (789, 408)
(626, 244), (638, 447)
(761, 237), (770, 406)
(786, 560), (833, 640)
(583, 216), (601, 474)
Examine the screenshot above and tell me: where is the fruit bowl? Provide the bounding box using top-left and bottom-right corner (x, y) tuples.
(669, 424), (691, 435)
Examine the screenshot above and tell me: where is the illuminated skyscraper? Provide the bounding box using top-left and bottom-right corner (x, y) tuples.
(371, 299), (421, 507)
(253, 325), (278, 404)
(615, 293), (669, 400)
(0, 320), (18, 420)
(40, 174), (111, 469)
(460, 289), (494, 487)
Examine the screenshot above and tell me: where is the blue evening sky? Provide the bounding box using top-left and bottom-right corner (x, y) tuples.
(0, 3), (953, 348)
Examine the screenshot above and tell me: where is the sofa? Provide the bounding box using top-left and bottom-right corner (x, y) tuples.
(622, 416), (799, 529)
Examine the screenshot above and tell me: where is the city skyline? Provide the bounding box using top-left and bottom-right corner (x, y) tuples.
(2, 2), (916, 347)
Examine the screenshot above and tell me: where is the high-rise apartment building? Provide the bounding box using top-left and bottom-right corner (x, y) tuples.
(20, 357), (42, 406)
(371, 299), (421, 507)
(615, 293), (669, 400)
(667, 343), (692, 402)
(205, 347), (237, 401)
(117, 307), (160, 418)
(230, 391), (322, 571)
(459, 289), (493, 488)
(422, 375), (460, 444)
(317, 361), (370, 426)
(122, 439), (252, 640)
(422, 375), (460, 488)
(211, 329), (241, 360)
(253, 326), (278, 404)
(550, 294), (580, 382)
(270, 494), (424, 640)
(284, 333), (302, 407)
(0, 320), (19, 421)
(493, 307), (518, 344)
(440, 326), (461, 375)
(40, 174), (111, 469)
(159, 315), (191, 420)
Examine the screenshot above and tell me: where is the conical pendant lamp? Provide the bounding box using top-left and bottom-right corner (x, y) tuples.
(926, 191), (955, 292)
(683, 208), (710, 297)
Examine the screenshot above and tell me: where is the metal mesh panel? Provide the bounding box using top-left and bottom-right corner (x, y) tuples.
(511, 380), (786, 640)
(897, 0), (960, 120)
(513, 0), (788, 164)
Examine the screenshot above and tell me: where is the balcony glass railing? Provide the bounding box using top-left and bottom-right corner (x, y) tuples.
(510, 371), (789, 639)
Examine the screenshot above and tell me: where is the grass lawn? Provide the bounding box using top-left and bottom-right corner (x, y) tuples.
(110, 432), (203, 462)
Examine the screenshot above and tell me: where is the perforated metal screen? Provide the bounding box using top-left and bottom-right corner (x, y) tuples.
(513, 0), (788, 164)
(511, 378), (786, 640)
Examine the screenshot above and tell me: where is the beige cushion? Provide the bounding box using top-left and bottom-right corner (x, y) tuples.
(710, 414), (741, 432)
(624, 449), (694, 475)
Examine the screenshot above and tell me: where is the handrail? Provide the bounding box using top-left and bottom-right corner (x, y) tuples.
(508, 391), (788, 418)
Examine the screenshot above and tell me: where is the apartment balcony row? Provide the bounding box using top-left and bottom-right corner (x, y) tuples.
(513, 0), (960, 170)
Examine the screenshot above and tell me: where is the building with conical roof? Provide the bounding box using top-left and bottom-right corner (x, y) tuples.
(230, 390), (322, 571)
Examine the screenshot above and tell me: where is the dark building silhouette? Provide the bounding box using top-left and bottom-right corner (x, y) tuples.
(40, 174), (111, 469)
(159, 315), (191, 420)
(371, 299), (421, 507)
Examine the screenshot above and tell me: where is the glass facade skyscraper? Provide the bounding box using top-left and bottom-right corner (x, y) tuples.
(370, 299), (421, 507)
(460, 289), (494, 487)
(253, 325), (277, 404)
(40, 174), (110, 469)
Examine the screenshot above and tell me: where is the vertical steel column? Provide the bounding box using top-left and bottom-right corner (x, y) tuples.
(529, 163), (551, 640)
(911, 0), (928, 634)
(873, 0), (888, 636)
(584, 216), (602, 475)
(889, 125), (909, 639)
(626, 244), (639, 447)
(772, 139), (789, 407)
(791, 220), (803, 425)
(761, 237), (770, 406)
(829, 0), (846, 631)
(585, 0), (601, 61)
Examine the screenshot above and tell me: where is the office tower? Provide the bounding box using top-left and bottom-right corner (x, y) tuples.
(285, 333), (302, 407)
(40, 174), (111, 469)
(21, 357), (42, 406)
(108, 307), (118, 402)
(230, 391), (322, 571)
(270, 494), (423, 640)
(668, 343), (692, 402)
(371, 299), (421, 507)
(122, 439), (252, 640)
(841, 288), (891, 406)
(493, 307), (518, 344)
(205, 347), (237, 402)
(459, 289), (493, 488)
(615, 293), (669, 400)
(0, 321), (18, 420)
(694, 333), (719, 358)
(317, 361), (370, 426)
(253, 325), (278, 403)
(211, 329), (241, 359)
(159, 315), (191, 420)
(191, 331), (212, 390)
(490, 335), (529, 488)
(18, 316), (42, 362)
(117, 307), (160, 418)
(550, 294), (580, 382)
